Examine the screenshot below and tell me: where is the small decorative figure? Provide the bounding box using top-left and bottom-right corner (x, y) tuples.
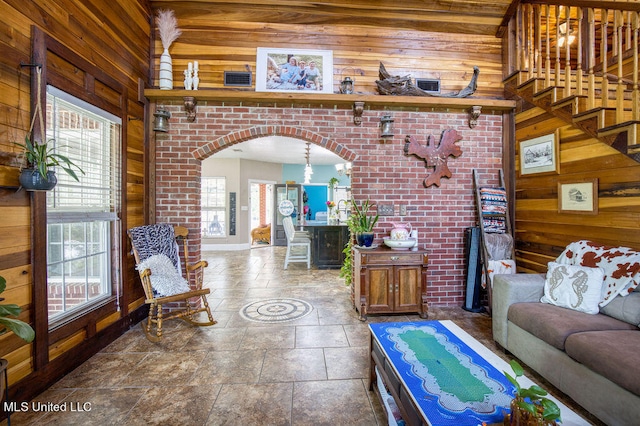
(183, 69), (192, 90)
(193, 69), (199, 90)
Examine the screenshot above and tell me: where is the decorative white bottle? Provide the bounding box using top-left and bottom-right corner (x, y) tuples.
(183, 69), (192, 90)
(193, 70), (200, 90)
(193, 61), (200, 90)
(159, 48), (173, 90)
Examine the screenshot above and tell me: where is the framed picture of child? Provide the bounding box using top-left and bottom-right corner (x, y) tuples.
(256, 48), (333, 94)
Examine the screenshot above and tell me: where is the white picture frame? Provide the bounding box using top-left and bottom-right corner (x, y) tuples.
(255, 48), (333, 94)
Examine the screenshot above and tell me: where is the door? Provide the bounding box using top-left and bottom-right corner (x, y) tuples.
(366, 267), (394, 313)
(394, 266), (421, 312)
(249, 181), (274, 245)
(273, 184), (302, 246)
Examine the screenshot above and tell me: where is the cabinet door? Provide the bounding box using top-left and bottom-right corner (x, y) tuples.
(394, 266), (421, 312)
(366, 267), (394, 313)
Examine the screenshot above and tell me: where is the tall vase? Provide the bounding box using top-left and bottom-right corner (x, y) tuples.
(159, 48), (173, 90)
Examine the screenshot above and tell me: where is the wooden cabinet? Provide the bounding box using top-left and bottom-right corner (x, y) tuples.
(353, 246), (428, 320)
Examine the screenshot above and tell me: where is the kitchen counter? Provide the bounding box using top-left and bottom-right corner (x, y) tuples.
(301, 222), (349, 269)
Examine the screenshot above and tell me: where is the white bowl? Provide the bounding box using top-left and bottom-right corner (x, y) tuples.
(383, 238), (416, 250)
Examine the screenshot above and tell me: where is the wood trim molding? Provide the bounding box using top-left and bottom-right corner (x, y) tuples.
(144, 89), (516, 114)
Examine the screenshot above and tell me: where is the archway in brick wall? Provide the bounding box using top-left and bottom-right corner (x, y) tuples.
(192, 125), (357, 162)
(192, 125), (357, 250)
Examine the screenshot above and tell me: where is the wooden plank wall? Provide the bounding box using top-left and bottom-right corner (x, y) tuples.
(0, 0), (150, 401)
(514, 104), (640, 272)
(151, 10), (505, 97)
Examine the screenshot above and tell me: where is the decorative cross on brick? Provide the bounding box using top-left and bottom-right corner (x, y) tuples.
(404, 129), (463, 187)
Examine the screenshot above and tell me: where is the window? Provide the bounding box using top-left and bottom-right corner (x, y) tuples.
(46, 86), (121, 323)
(202, 177), (226, 237)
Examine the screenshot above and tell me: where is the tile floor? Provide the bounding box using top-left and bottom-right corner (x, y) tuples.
(3, 246), (601, 425)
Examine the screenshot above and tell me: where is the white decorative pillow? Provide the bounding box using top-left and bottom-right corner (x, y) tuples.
(137, 254), (191, 297)
(540, 262), (605, 314)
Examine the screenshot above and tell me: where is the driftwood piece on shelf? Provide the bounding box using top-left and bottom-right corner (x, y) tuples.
(376, 62), (479, 98)
(404, 129), (463, 187)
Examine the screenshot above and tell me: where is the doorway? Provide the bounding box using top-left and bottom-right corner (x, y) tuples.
(249, 180), (275, 246)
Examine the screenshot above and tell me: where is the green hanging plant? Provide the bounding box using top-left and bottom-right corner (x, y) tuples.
(15, 135), (84, 182)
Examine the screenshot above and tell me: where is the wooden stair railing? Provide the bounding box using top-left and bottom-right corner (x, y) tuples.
(505, 2), (640, 160)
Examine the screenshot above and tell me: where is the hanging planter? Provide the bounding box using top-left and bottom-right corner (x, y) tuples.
(19, 168), (57, 191)
(14, 67), (83, 191)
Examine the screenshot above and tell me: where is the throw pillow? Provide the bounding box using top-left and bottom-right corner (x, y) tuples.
(540, 262), (605, 314)
(136, 254), (191, 297)
(599, 292), (640, 326)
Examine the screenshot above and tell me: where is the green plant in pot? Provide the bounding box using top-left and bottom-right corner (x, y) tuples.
(352, 199), (379, 247)
(15, 135), (84, 191)
(0, 275), (35, 343)
(504, 359), (561, 425)
(1, 274), (34, 409)
(328, 176), (339, 189)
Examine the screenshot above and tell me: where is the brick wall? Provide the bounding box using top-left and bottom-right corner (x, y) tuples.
(154, 101), (505, 307)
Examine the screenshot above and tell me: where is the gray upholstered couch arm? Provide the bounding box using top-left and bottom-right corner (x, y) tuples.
(492, 273), (545, 348)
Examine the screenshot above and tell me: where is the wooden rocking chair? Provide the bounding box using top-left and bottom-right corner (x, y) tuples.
(128, 224), (216, 342)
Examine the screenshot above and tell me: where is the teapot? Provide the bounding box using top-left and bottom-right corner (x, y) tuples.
(390, 222), (412, 240)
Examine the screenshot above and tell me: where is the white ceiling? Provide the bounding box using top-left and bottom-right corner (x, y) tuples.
(211, 136), (345, 165)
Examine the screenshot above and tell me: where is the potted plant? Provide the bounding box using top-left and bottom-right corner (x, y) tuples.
(15, 135), (83, 191)
(1, 274), (35, 409)
(328, 176), (339, 189)
(504, 359), (561, 425)
(352, 199), (379, 247)
(0, 275), (35, 343)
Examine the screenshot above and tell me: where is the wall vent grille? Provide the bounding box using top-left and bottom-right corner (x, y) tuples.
(224, 71), (252, 87)
(416, 79), (440, 93)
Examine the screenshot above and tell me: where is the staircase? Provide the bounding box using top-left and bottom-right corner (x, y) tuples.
(504, 2), (640, 161)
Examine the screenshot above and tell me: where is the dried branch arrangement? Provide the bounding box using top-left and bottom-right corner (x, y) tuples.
(156, 9), (182, 50)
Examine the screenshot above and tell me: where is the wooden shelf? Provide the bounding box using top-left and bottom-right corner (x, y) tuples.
(144, 89), (516, 113)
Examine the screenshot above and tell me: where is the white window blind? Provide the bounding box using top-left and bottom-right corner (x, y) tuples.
(45, 86), (121, 322)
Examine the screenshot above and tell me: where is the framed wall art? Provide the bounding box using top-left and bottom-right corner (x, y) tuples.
(255, 48), (333, 94)
(518, 130), (559, 176)
(558, 179), (598, 214)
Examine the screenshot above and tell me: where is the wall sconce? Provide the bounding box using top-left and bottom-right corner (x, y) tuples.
(153, 109), (171, 132)
(335, 162), (352, 177)
(340, 76), (354, 94)
(353, 101), (364, 125)
(380, 115), (395, 138)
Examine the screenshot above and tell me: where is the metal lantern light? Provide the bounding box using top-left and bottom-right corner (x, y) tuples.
(340, 76), (354, 94)
(380, 115), (395, 138)
(153, 109), (171, 132)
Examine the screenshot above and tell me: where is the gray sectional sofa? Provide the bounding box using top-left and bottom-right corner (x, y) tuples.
(492, 241), (640, 426)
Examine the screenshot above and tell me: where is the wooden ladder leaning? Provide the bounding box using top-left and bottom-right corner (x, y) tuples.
(472, 169), (516, 314)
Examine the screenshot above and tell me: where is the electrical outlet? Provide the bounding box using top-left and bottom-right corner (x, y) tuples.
(378, 204), (394, 216)
(399, 205), (407, 216)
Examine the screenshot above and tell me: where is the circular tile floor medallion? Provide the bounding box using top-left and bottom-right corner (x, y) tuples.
(240, 298), (313, 323)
